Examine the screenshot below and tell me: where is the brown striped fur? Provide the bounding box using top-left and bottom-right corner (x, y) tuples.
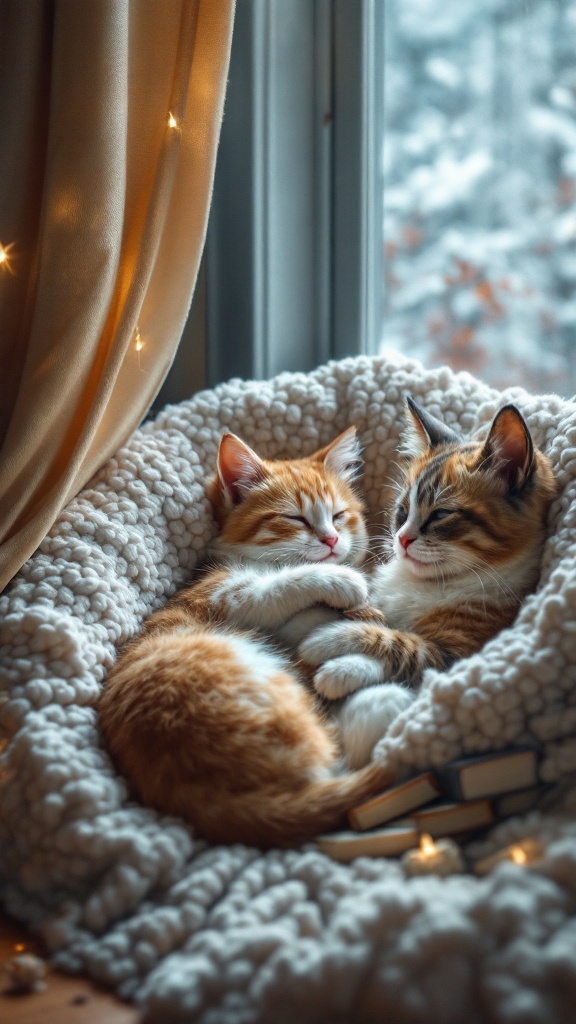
(98, 429), (394, 848)
(299, 399), (558, 699)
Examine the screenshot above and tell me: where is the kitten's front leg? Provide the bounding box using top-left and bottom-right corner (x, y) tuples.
(299, 621), (448, 695)
(210, 564), (368, 632)
(277, 603), (386, 654)
(343, 605), (387, 624)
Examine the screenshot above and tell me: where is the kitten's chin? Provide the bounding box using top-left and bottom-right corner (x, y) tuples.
(393, 541), (449, 580)
(307, 552), (351, 566)
(307, 544), (365, 567)
(400, 553), (466, 583)
(398, 552), (441, 580)
(405, 559), (436, 578)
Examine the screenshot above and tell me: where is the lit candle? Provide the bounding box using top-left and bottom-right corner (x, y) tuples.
(134, 328), (144, 352)
(402, 833), (465, 878)
(4, 952), (47, 993)
(473, 840), (540, 876)
(167, 112), (179, 130)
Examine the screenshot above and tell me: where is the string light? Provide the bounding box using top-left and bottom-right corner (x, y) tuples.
(0, 240), (15, 274)
(510, 846), (528, 865)
(134, 327), (146, 371)
(167, 112), (179, 130)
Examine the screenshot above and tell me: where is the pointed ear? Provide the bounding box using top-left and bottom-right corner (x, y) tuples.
(217, 433), (267, 505)
(314, 427), (362, 482)
(478, 405), (534, 490)
(402, 396), (462, 457)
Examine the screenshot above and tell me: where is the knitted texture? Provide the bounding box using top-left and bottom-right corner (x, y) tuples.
(1, 355), (576, 1024)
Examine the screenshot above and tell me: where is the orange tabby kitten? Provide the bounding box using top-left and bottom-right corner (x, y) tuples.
(300, 399), (557, 762)
(98, 428), (393, 848)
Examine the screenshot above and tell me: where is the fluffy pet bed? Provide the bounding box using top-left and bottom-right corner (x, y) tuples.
(1, 355), (576, 1024)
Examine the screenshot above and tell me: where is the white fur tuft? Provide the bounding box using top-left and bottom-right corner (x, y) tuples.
(338, 683), (416, 768)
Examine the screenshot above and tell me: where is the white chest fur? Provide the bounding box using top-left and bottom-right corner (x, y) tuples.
(368, 561), (448, 630)
(368, 555), (529, 631)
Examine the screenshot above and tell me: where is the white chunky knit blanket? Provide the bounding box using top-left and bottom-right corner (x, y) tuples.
(2, 355), (576, 1024)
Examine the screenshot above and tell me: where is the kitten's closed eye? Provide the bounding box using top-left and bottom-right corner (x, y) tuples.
(285, 515), (310, 527)
(427, 508), (453, 523)
(285, 511), (348, 528)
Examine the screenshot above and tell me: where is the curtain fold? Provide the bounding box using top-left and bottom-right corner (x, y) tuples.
(0, 0), (235, 591)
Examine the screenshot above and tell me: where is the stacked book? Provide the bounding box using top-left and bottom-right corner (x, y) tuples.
(317, 747), (545, 863)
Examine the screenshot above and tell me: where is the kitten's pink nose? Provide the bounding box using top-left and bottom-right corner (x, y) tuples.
(399, 532), (416, 551)
(321, 535), (338, 550)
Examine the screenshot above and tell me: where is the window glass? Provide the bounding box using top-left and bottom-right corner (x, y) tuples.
(381, 0), (576, 396)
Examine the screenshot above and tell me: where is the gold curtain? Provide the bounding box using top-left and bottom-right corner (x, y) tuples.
(0, 0), (235, 592)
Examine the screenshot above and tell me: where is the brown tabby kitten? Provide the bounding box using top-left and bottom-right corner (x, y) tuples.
(299, 398), (557, 714)
(98, 428), (393, 849)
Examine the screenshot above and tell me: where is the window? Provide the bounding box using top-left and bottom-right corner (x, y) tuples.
(160, 0), (576, 403)
(381, 0), (576, 397)
(204, 0), (384, 386)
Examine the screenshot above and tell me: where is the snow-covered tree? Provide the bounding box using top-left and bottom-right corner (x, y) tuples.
(381, 0), (576, 397)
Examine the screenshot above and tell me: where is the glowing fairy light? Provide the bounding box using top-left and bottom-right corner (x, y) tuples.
(167, 112), (179, 129)
(0, 240), (15, 273)
(510, 846), (528, 865)
(134, 327), (146, 371)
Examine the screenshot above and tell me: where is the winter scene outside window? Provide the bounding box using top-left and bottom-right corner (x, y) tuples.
(380, 0), (576, 397)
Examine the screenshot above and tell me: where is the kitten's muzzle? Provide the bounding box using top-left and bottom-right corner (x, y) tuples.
(399, 530), (417, 552)
(320, 535), (338, 551)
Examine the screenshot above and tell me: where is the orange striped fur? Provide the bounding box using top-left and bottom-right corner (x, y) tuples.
(299, 399), (558, 700)
(98, 428), (394, 848)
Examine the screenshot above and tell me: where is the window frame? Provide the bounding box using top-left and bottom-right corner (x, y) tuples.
(204, 0), (384, 387)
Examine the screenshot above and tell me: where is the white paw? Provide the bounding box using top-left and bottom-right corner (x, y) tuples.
(338, 684), (416, 768)
(315, 566), (368, 611)
(313, 654), (381, 700)
(299, 621), (363, 667)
